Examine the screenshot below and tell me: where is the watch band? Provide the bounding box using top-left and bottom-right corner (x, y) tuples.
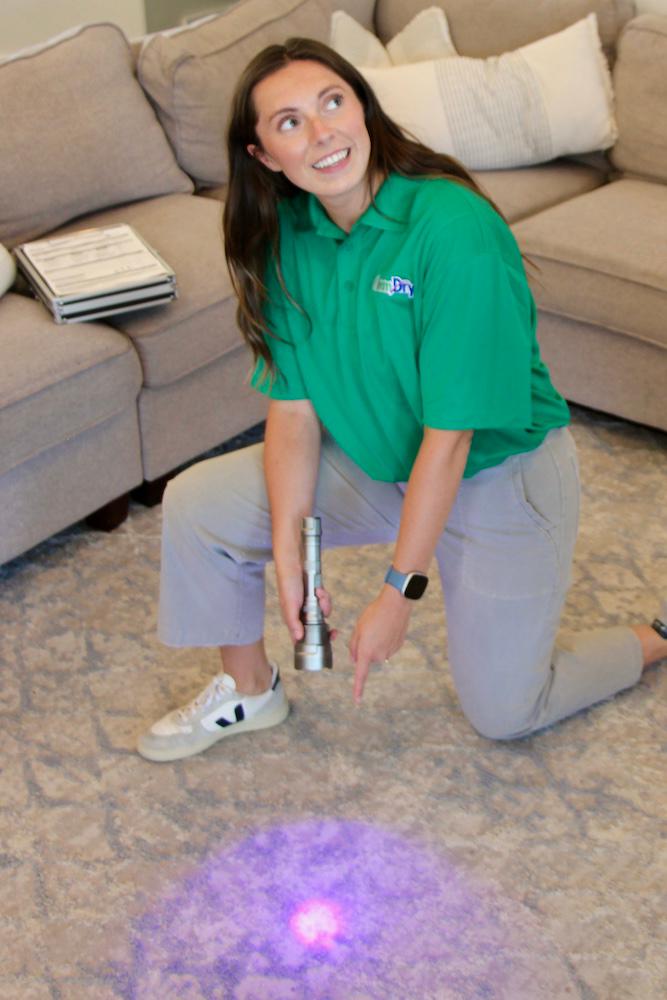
(384, 566), (429, 600)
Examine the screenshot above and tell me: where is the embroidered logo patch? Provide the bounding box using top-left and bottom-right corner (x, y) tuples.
(372, 274), (415, 299)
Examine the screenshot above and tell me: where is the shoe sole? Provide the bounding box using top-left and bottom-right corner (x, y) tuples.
(137, 696), (290, 763)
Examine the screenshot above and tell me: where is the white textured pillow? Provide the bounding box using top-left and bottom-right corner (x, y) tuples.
(360, 14), (617, 169)
(0, 244), (17, 297)
(330, 8), (457, 68)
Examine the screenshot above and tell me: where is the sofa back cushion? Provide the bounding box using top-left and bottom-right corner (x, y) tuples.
(610, 14), (667, 183)
(133, 0), (372, 69)
(138, 0), (347, 188)
(0, 23), (194, 248)
(374, 0), (635, 60)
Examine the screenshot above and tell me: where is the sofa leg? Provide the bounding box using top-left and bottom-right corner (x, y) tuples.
(133, 474), (171, 508)
(86, 493), (130, 532)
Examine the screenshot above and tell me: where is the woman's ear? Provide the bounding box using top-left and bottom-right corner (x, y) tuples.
(247, 143), (282, 173)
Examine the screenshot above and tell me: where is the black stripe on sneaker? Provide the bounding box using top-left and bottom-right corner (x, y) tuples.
(651, 617), (667, 640)
(216, 704), (245, 728)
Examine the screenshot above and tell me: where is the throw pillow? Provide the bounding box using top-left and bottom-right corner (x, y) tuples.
(0, 244), (17, 297)
(330, 8), (457, 67)
(138, 0), (331, 188)
(359, 14), (617, 170)
(0, 23), (193, 248)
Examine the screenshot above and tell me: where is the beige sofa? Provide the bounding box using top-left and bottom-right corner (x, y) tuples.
(1, 0), (665, 566)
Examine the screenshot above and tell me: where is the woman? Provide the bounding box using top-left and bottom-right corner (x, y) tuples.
(138, 38), (666, 762)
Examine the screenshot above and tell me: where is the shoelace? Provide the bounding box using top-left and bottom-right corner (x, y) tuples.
(177, 674), (230, 723)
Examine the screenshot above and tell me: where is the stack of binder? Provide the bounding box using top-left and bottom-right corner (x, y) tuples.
(14, 224), (177, 324)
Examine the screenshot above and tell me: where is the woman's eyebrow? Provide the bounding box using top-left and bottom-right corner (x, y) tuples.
(267, 85), (342, 123)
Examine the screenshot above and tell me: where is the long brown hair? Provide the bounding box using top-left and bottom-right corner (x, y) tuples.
(223, 37), (507, 372)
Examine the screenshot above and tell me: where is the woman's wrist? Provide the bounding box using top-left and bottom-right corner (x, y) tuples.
(273, 536), (302, 576)
(380, 582), (414, 609)
(274, 549), (302, 573)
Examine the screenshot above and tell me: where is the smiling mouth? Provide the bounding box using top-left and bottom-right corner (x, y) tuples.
(312, 149), (350, 170)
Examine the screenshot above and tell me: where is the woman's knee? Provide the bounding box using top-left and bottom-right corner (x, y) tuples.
(162, 447), (272, 566)
(456, 680), (544, 741)
(163, 447), (262, 527)
(447, 615), (556, 741)
(162, 463), (208, 530)
(462, 704), (533, 741)
(161, 460), (237, 552)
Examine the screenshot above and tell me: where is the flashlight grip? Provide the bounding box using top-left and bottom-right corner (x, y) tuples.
(294, 516), (333, 671)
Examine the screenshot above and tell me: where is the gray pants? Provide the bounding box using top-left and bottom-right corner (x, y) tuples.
(159, 427), (642, 739)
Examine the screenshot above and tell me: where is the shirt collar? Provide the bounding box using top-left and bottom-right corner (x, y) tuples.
(303, 173), (411, 239)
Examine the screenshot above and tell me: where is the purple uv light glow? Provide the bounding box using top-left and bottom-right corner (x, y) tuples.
(124, 820), (577, 997)
(289, 899), (342, 949)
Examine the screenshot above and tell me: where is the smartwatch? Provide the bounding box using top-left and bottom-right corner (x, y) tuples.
(384, 566), (429, 600)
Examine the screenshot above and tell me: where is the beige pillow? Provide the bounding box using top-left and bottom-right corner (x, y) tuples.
(0, 23), (193, 248)
(330, 7), (457, 67)
(325, 0), (375, 32)
(361, 14), (617, 170)
(138, 0), (331, 188)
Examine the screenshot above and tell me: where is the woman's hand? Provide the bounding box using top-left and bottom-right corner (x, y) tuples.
(276, 568), (335, 644)
(349, 587), (412, 704)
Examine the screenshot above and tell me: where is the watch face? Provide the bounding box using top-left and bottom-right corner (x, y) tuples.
(404, 573), (428, 600)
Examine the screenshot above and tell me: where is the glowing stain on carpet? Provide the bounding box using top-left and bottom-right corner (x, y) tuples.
(289, 899), (342, 949)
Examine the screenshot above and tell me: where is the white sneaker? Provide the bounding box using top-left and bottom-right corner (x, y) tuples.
(137, 663), (289, 762)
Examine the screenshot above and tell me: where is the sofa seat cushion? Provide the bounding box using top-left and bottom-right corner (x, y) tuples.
(50, 194), (238, 389)
(512, 178), (667, 349)
(0, 293), (142, 476)
(473, 158), (608, 223)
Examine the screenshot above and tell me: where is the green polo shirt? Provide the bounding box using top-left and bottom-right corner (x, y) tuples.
(251, 172), (569, 481)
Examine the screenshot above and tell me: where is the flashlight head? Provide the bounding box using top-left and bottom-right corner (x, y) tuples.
(294, 622), (333, 671)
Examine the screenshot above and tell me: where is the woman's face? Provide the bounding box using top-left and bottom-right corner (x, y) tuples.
(249, 59), (374, 230)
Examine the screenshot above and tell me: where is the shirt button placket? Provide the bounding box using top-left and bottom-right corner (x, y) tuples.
(339, 241), (355, 304)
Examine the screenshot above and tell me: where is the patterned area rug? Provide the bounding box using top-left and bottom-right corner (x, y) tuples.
(1, 406), (666, 1000)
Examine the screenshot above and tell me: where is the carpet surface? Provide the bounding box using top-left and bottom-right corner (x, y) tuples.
(1, 406), (666, 1000)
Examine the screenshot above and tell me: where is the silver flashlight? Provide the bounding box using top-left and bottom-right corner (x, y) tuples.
(294, 516), (333, 671)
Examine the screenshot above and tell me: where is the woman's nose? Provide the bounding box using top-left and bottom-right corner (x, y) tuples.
(308, 116), (333, 143)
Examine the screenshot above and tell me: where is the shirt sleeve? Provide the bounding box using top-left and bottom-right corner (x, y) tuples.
(418, 247), (535, 430)
(249, 260), (309, 401)
(250, 339), (308, 400)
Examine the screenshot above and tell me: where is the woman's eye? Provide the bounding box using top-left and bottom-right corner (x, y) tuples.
(325, 93), (344, 111)
(278, 115), (299, 132)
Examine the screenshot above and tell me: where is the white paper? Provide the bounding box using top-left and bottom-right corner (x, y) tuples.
(20, 224), (172, 297)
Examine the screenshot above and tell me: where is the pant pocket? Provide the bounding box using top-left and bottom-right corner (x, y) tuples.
(459, 436), (570, 599)
(511, 430), (569, 530)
